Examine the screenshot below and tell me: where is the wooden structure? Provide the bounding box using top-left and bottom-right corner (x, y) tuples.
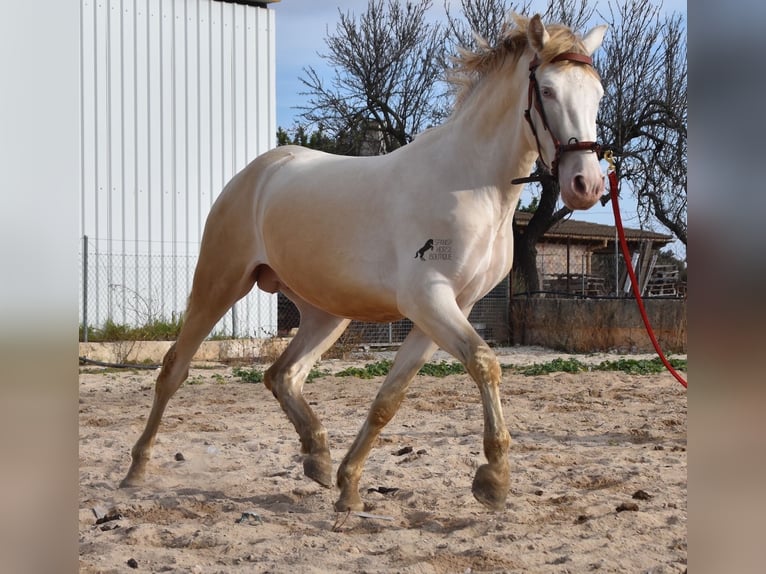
(514, 211), (678, 297)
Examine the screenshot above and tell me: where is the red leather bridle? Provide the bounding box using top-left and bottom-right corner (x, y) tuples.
(512, 52), (602, 185)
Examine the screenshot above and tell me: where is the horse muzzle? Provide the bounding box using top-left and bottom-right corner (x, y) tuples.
(558, 153), (605, 211)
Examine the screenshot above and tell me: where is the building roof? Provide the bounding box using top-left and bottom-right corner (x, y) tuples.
(216, 0), (281, 6)
(514, 210), (673, 246)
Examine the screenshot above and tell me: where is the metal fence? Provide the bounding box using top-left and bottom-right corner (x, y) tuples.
(80, 235), (682, 345)
(79, 236), (278, 341)
(277, 275), (510, 345)
(79, 235), (510, 344)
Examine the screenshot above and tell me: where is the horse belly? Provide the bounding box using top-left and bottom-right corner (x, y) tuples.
(277, 260), (403, 322)
(261, 211), (402, 322)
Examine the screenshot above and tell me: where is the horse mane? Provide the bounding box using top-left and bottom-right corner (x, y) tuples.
(448, 13), (591, 111)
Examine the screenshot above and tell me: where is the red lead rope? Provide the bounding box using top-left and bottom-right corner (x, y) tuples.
(606, 164), (688, 389)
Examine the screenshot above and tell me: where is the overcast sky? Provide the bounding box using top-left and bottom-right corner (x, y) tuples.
(269, 1), (687, 256)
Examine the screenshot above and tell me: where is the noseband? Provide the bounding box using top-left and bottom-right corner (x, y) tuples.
(512, 52), (601, 185)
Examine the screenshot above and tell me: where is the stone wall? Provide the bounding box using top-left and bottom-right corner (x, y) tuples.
(509, 298), (687, 353)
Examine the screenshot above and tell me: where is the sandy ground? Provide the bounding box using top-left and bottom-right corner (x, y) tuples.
(79, 347), (687, 573)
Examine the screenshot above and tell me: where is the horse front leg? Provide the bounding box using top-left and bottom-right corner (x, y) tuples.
(335, 329), (437, 511)
(408, 294), (511, 511)
(465, 344), (511, 510)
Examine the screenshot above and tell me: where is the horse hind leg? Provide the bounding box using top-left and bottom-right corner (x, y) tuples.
(335, 328), (438, 511)
(264, 299), (350, 488)
(120, 263), (257, 488)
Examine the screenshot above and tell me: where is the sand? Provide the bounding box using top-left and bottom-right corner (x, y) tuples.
(79, 347), (687, 573)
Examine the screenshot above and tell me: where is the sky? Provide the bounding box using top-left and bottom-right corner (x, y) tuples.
(268, 0), (687, 259)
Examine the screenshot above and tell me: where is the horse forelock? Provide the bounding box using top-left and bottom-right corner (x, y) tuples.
(448, 14), (595, 110)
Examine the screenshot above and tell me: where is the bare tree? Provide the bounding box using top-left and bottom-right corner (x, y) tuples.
(513, 0), (599, 294)
(444, 0), (527, 50)
(444, 0), (592, 59)
(446, 0), (686, 292)
(297, 0), (686, 291)
(298, 0), (449, 154)
(596, 1), (687, 245)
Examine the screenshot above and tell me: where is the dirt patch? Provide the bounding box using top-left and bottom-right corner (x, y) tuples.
(79, 348), (687, 573)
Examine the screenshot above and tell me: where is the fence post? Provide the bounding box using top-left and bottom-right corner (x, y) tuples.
(82, 235), (88, 342)
(231, 302), (238, 339)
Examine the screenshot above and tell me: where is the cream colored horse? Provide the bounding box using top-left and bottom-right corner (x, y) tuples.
(121, 14), (607, 512)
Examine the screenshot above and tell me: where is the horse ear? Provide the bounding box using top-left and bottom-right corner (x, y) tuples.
(582, 24), (608, 56)
(527, 14), (549, 54)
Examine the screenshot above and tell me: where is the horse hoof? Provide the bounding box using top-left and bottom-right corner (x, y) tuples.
(119, 461), (147, 488)
(119, 474), (142, 488)
(334, 495), (364, 512)
(471, 463), (509, 511)
(303, 453), (333, 488)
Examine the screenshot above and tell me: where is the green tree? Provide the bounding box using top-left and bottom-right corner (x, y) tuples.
(276, 125), (340, 154)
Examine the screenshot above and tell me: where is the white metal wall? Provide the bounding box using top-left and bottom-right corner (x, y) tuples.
(80, 0), (277, 337)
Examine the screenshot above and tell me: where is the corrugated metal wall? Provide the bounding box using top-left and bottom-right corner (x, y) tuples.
(80, 0), (277, 337)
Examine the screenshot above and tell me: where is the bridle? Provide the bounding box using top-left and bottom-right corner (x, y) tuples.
(512, 52), (602, 185)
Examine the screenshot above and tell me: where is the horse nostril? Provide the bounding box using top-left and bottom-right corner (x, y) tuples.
(574, 175), (587, 195)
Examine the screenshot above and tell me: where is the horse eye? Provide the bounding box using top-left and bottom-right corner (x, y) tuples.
(541, 87), (554, 98)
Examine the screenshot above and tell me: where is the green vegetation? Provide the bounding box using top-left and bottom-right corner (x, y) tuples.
(335, 360), (393, 379)
(232, 366), (264, 384)
(232, 366), (332, 385)
(418, 361), (465, 377)
(307, 368), (332, 383)
(326, 356), (687, 380)
(515, 358), (588, 376)
(163, 356), (687, 386)
(79, 316), (183, 342)
(592, 357), (687, 375)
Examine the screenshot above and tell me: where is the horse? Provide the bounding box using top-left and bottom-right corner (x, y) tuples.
(120, 13), (607, 512)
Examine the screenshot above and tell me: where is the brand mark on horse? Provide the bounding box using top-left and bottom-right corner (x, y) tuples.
(415, 238), (453, 261)
(414, 239), (434, 260)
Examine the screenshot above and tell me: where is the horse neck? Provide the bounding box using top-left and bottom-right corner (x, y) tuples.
(433, 52), (538, 193)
